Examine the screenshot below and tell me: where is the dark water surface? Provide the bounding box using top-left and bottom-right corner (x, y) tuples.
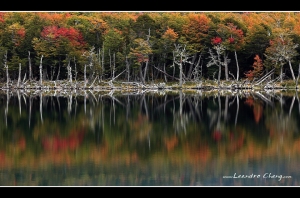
(0, 89), (300, 186)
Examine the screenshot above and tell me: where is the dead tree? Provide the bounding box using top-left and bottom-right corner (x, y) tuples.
(84, 64), (87, 88)
(39, 55), (44, 86)
(66, 57), (72, 85)
(28, 51), (33, 81)
(173, 44), (193, 87)
(73, 57), (77, 82)
(207, 45), (230, 86)
(3, 50), (9, 89)
(17, 63), (21, 88)
(234, 50), (240, 81)
(125, 55), (130, 82)
(296, 63), (300, 89)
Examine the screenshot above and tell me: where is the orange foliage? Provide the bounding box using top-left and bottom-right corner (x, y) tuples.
(244, 96), (254, 107)
(245, 54), (263, 81)
(182, 13), (210, 44)
(184, 143), (211, 164)
(162, 27), (178, 42)
(253, 103), (263, 123)
(37, 12), (71, 25)
(164, 136), (178, 152)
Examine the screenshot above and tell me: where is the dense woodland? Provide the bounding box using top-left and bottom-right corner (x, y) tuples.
(1, 12), (300, 89)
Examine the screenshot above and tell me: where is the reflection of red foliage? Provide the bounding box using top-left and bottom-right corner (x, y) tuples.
(42, 129), (85, 152)
(0, 151), (5, 163)
(244, 96), (263, 123)
(212, 130), (222, 141)
(245, 97), (254, 107)
(18, 137), (26, 151)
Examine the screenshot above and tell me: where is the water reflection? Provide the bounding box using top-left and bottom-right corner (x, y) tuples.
(0, 89), (300, 186)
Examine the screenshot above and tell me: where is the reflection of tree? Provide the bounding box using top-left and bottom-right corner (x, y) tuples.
(173, 91), (191, 134)
(129, 113), (152, 143)
(1, 91), (300, 184)
(244, 95), (264, 123)
(207, 92), (232, 140)
(265, 109), (298, 138)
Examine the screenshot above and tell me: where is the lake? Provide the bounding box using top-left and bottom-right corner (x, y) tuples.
(0, 89), (300, 186)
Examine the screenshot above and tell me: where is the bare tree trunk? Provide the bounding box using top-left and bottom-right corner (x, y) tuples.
(217, 55), (222, 86)
(126, 55), (130, 82)
(172, 51), (176, 80)
(296, 63), (300, 89)
(113, 52), (115, 79)
(179, 61), (183, 87)
(193, 54), (202, 81)
(109, 49), (112, 78)
(98, 48), (102, 81)
(187, 54), (196, 79)
(17, 63), (21, 88)
(102, 43), (104, 80)
(234, 50), (240, 81)
(4, 50), (9, 89)
(224, 52), (229, 81)
(84, 64), (87, 88)
(143, 61), (149, 84)
(67, 58), (72, 84)
(39, 55), (43, 86)
(28, 51), (32, 81)
(280, 65), (283, 83)
(140, 62), (145, 84)
(288, 60), (296, 81)
(163, 55), (167, 82)
(74, 57), (77, 81)
(56, 58), (61, 80)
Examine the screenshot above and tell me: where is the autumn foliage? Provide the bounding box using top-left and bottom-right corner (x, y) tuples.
(211, 36), (222, 45)
(41, 25), (85, 47)
(245, 54), (264, 81)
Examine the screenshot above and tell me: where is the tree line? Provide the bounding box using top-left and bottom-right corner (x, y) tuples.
(1, 12), (300, 87)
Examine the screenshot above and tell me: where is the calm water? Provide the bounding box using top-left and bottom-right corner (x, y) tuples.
(0, 89), (300, 186)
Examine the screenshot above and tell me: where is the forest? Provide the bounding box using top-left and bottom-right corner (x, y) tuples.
(1, 11), (300, 89)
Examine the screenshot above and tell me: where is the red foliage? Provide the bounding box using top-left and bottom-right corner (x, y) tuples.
(211, 37), (222, 45)
(228, 37), (235, 44)
(0, 12), (5, 23)
(41, 25), (85, 47)
(245, 54), (263, 80)
(16, 28), (26, 38)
